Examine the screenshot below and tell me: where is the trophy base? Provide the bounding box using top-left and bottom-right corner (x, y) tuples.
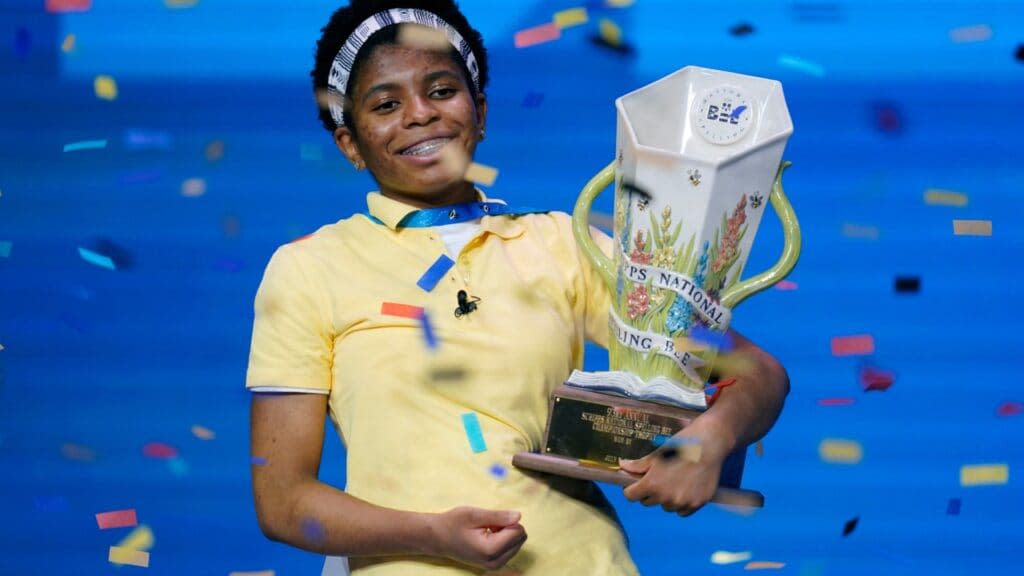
(513, 384), (764, 508)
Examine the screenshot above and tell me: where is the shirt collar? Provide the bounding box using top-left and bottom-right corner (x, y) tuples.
(364, 190), (525, 239)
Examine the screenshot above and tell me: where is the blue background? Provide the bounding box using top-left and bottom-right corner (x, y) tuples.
(1, 1), (1022, 575)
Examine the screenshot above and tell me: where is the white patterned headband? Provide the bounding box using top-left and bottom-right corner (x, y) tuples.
(326, 8), (481, 127)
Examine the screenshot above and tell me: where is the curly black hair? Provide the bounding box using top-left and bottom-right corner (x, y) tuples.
(311, 0), (489, 135)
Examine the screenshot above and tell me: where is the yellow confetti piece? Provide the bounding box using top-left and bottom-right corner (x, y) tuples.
(181, 178), (206, 197)
(191, 425), (215, 440)
(598, 18), (623, 46)
(960, 463), (1009, 486)
(61, 33), (76, 53)
(165, 0), (198, 8)
(553, 7), (588, 29)
(745, 561), (786, 570)
(606, 0), (636, 6)
(924, 188), (968, 207)
(117, 525), (154, 552)
(711, 550), (752, 565)
(108, 546), (149, 567)
(819, 438), (862, 464)
(953, 219), (992, 236)
(94, 75), (118, 101)
(396, 24), (449, 50)
(464, 162), (498, 186)
(229, 571), (275, 576)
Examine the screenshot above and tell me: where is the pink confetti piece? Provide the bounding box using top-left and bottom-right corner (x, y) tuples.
(831, 334), (874, 357)
(514, 23), (561, 48)
(860, 365), (894, 392)
(380, 302), (424, 319)
(142, 442), (178, 460)
(996, 401), (1022, 417)
(818, 397), (856, 406)
(774, 280), (798, 291)
(96, 509), (138, 530)
(45, 0), (92, 13)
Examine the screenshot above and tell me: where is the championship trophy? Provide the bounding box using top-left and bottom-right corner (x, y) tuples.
(513, 66), (801, 508)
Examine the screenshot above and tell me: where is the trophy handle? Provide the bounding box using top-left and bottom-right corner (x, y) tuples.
(720, 161), (801, 309)
(572, 160), (618, 292)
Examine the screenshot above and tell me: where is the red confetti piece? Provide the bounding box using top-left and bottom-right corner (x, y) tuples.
(859, 365), (894, 392)
(831, 334), (874, 357)
(142, 442), (178, 459)
(818, 397), (856, 406)
(45, 0), (91, 12)
(996, 401), (1022, 417)
(774, 280), (798, 291)
(514, 23), (561, 48)
(380, 302), (424, 319)
(96, 509), (138, 530)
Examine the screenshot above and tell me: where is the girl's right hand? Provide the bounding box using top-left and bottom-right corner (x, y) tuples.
(429, 506), (527, 571)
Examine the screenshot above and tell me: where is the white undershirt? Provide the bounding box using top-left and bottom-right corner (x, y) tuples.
(437, 219), (481, 257)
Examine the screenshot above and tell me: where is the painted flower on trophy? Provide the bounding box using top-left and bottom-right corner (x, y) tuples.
(711, 195), (747, 276)
(666, 241), (710, 335)
(626, 285), (650, 319)
(630, 230), (653, 265)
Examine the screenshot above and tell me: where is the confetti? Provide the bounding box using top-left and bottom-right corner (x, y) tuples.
(419, 311), (438, 350)
(859, 365), (894, 392)
(831, 334), (874, 357)
(165, 0), (199, 8)
(521, 92), (544, 108)
(62, 33), (76, 53)
(959, 463), (1009, 486)
(755, 441), (764, 457)
(688, 325), (734, 352)
(1017, 44), (1024, 62)
(61, 443), (96, 461)
(300, 518), (325, 544)
(953, 219), (992, 236)
(0, 241), (11, 258)
(45, 0), (92, 13)
(778, 55), (824, 77)
(14, 27), (31, 60)
(894, 275), (921, 293)
(250, 456), (268, 466)
(299, 143), (322, 162)
(205, 139), (225, 162)
(461, 412), (487, 453)
(818, 397), (856, 406)
(78, 247), (116, 270)
(489, 463), (507, 479)
(464, 162), (498, 186)
(123, 129), (173, 151)
(946, 498), (961, 516)
(554, 7), (589, 29)
(381, 302), (424, 320)
(729, 22), (755, 37)
(841, 223), (879, 239)
(598, 18), (623, 46)
(117, 525), (154, 551)
(397, 23), (449, 50)
(605, 0), (635, 6)
(429, 365), (467, 382)
(924, 189), (968, 207)
(774, 280), (798, 291)
(108, 546), (149, 568)
(168, 457), (189, 476)
(996, 401), (1022, 417)
(142, 442), (178, 460)
(949, 24), (992, 43)
(744, 561), (786, 570)
(417, 254), (455, 292)
(514, 23), (561, 49)
(819, 439), (863, 464)
(842, 516), (859, 536)
(94, 75), (118, 101)
(96, 509), (138, 530)
(872, 101), (904, 135)
(711, 550), (752, 565)
(63, 139), (107, 153)
(191, 425), (215, 440)
(181, 178), (206, 197)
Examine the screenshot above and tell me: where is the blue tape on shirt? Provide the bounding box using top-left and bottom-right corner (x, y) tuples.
(461, 412), (487, 453)
(419, 311), (438, 350)
(417, 254), (455, 292)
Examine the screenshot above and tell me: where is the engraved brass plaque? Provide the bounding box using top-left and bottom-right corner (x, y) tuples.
(545, 396), (685, 464)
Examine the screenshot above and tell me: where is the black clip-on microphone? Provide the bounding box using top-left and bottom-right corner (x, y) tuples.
(454, 290), (480, 318)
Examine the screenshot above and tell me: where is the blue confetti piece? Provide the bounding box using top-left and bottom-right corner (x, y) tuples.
(167, 457), (189, 477)
(78, 247), (115, 270)
(778, 55), (825, 78)
(653, 435), (701, 448)
(947, 498), (961, 516)
(250, 456), (268, 466)
(689, 325), (734, 352)
(0, 241), (11, 258)
(489, 463), (507, 479)
(420, 310), (438, 350)
(300, 518), (326, 543)
(122, 129), (173, 151)
(63, 139), (108, 153)
(416, 254), (455, 292)
(461, 412), (487, 453)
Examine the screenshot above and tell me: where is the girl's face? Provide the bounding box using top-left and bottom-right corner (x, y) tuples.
(334, 43), (486, 208)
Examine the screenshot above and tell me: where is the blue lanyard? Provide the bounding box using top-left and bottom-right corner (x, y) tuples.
(367, 201), (546, 228)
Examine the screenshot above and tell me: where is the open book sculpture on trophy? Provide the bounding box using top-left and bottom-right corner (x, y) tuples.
(513, 66), (802, 508)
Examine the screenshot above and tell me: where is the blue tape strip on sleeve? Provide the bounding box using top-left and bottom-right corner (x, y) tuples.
(461, 412), (487, 453)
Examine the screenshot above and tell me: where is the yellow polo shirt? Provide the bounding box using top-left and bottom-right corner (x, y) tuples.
(247, 192), (638, 575)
